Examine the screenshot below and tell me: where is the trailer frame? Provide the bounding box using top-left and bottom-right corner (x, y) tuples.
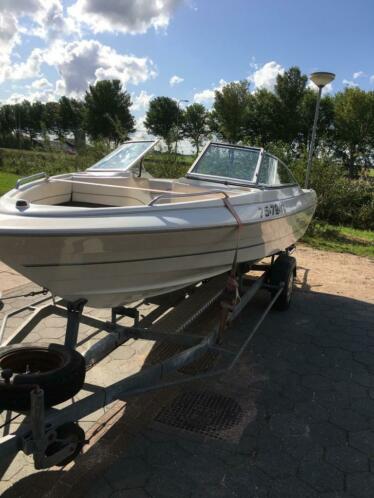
(0, 250), (296, 469)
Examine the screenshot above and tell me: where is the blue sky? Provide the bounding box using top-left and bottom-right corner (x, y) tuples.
(0, 0), (373, 131)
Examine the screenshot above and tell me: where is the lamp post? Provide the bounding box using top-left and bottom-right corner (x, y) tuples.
(305, 71), (335, 188)
(175, 99), (189, 156)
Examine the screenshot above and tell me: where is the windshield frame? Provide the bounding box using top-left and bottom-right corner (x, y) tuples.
(256, 151), (299, 188)
(87, 140), (158, 172)
(186, 142), (264, 187)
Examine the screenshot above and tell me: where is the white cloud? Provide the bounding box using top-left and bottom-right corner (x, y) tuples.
(30, 77), (53, 90)
(0, 48), (44, 84)
(0, 1), (72, 46)
(4, 93), (27, 105)
(193, 79), (227, 105)
(132, 90), (153, 111)
(353, 71), (366, 79)
(31, 0), (75, 41)
(370, 75), (374, 84)
(248, 61), (284, 92)
(342, 79), (358, 88)
(0, 0), (75, 84)
(68, 0), (183, 35)
(5, 88), (57, 104)
(0, 12), (21, 66)
(45, 39), (157, 97)
(169, 75), (184, 86)
(0, 37), (157, 100)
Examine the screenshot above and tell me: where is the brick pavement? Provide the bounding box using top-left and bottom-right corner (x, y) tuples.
(0, 246), (373, 498)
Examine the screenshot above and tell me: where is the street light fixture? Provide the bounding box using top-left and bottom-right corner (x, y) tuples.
(305, 71), (335, 188)
(175, 99), (189, 156)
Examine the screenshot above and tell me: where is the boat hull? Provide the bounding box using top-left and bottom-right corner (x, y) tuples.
(0, 204), (315, 307)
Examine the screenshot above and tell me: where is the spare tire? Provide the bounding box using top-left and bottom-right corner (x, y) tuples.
(0, 343), (86, 411)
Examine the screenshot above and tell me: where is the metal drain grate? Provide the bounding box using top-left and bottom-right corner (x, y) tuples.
(155, 390), (243, 440)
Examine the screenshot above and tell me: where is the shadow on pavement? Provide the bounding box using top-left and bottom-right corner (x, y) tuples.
(2, 282), (374, 498)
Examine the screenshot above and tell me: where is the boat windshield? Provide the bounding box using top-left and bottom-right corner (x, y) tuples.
(88, 140), (157, 171)
(188, 143), (260, 183)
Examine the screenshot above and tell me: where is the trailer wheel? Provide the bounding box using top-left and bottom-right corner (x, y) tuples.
(269, 255), (296, 311)
(0, 343), (85, 411)
(46, 422), (85, 466)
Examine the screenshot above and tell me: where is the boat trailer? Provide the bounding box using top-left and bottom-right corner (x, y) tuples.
(0, 250), (296, 470)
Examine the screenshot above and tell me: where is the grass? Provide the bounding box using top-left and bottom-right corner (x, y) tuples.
(0, 172), (19, 195)
(303, 221), (374, 259)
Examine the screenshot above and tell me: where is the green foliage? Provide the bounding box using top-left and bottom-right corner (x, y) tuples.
(144, 97), (180, 152)
(210, 81), (251, 143)
(182, 103), (209, 154)
(59, 97), (86, 147)
(84, 80), (135, 144)
(274, 67), (307, 144)
(245, 89), (279, 147)
(287, 153), (374, 230)
(0, 105), (16, 135)
(144, 152), (192, 178)
(333, 87), (374, 177)
(299, 91), (335, 149)
(0, 142), (111, 176)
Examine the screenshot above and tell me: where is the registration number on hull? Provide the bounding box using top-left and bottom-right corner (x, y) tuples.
(258, 203), (283, 218)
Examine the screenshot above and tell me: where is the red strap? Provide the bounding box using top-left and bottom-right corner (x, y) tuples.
(222, 197), (243, 276)
(223, 197), (243, 229)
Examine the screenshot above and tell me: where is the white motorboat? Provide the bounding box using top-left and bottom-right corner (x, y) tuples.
(0, 141), (316, 308)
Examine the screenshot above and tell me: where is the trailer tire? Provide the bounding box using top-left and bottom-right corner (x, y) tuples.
(269, 255), (296, 311)
(0, 343), (85, 412)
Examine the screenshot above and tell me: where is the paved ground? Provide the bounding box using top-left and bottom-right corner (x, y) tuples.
(0, 263), (29, 293)
(0, 246), (373, 498)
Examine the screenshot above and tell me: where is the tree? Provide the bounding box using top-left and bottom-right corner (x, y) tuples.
(299, 90), (335, 150)
(210, 81), (251, 143)
(43, 102), (62, 137)
(274, 67), (307, 145)
(333, 87), (374, 177)
(59, 96), (86, 147)
(182, 103), (209, 154)
(85, 80), (135, 145)
(0, 105), (16, 135)
(247, 89), (280, 147)
(13, 101), (31, 138)
(144, 97), (179, 153)
(29, 102), (44, 138)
